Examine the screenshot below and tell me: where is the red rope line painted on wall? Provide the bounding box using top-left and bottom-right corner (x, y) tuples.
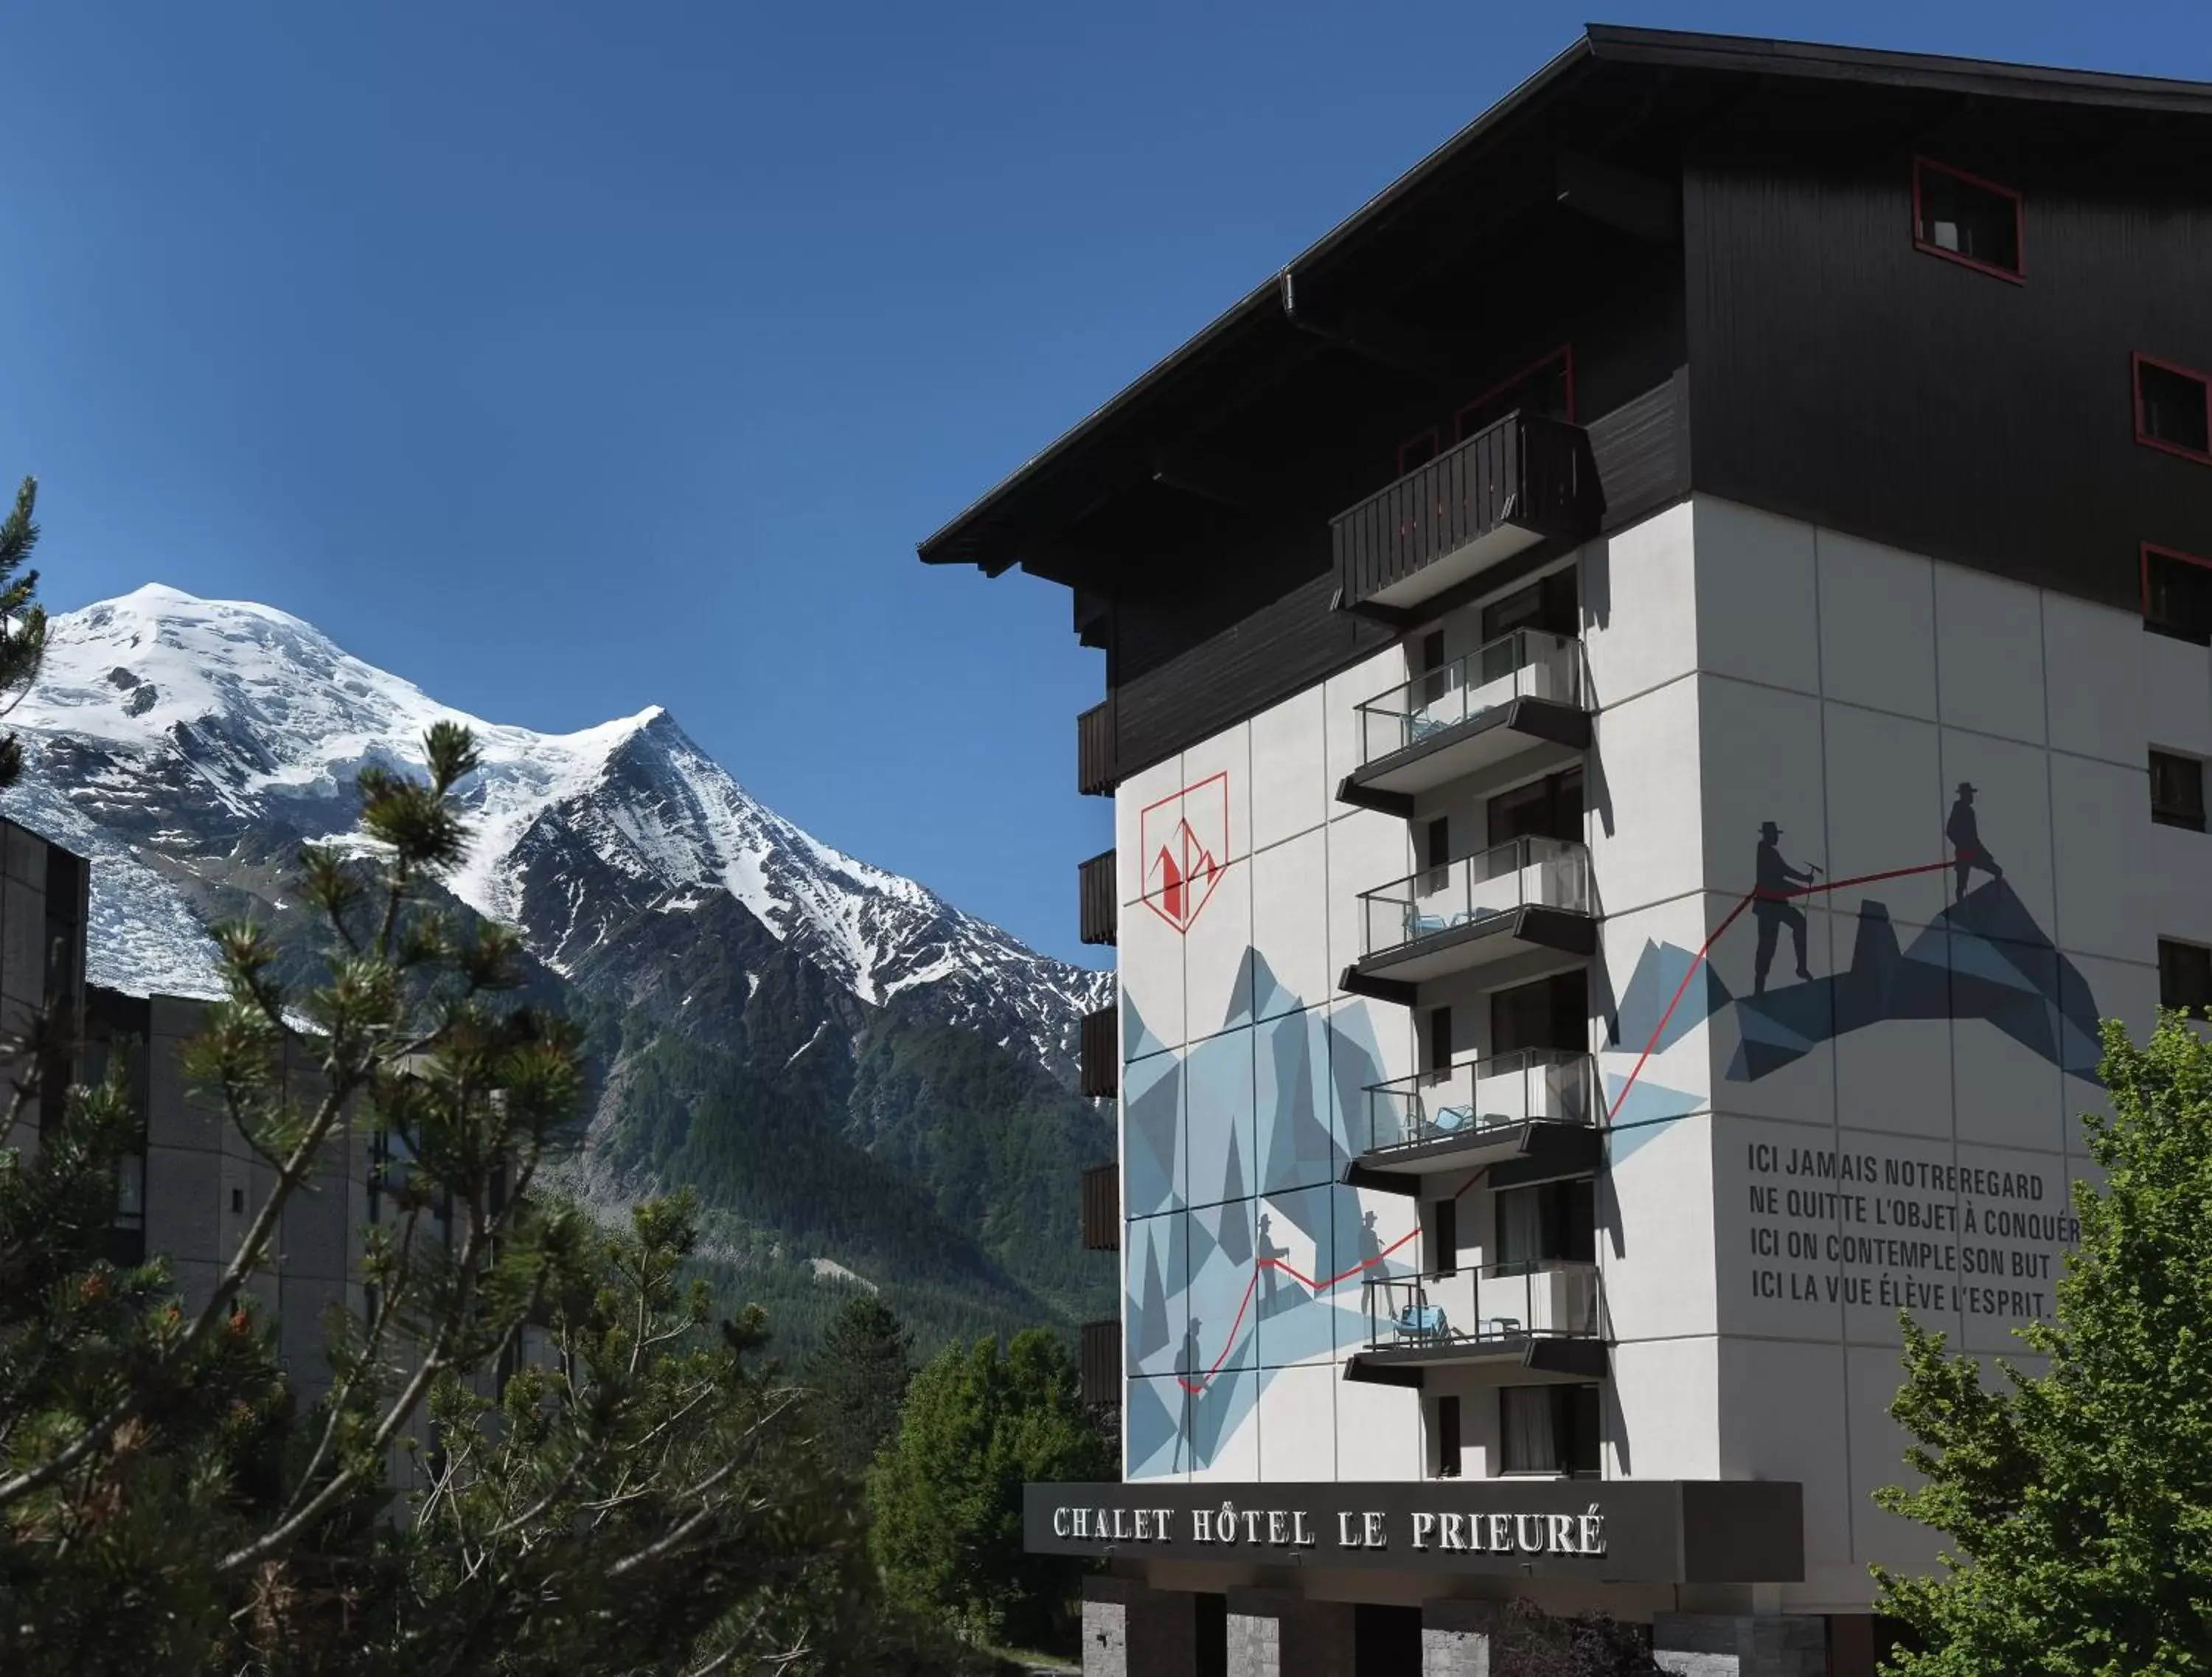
(1168, 849), (1977, 1398)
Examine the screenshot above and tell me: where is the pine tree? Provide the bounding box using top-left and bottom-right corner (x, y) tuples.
(869, 1329), (1114, 1653)
(0, 476), (49, 789)
(1873, 1013), (2212, 1676)
(805, 1293), (914, 1479)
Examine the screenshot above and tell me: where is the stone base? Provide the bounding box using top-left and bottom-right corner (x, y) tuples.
(1225, 1587), (1356, 1677)
(1421, 1600), (1503, 1677)
(1082, 1577), (1200, 1677)
(1655, 1613), (1828, 1677)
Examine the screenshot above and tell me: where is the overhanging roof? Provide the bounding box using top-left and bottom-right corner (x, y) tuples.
(916, 25), (2212, 578)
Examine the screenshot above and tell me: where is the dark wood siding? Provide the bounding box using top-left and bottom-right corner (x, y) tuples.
(1079, 1004), (1119, 1099)
(1078, 849), (1117, 945)
(1081, 1162), (1120, 1251)
(1683, 112), (2212, 614)
(1077, 696), (1116, 796)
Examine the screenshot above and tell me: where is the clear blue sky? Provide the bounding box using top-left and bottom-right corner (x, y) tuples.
(1, 1), (2201, 966)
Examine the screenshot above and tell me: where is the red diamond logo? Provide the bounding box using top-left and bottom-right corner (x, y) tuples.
(1141, 771), (1229, 934)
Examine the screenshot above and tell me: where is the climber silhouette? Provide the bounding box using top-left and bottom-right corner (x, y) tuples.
(1179, 1317), (1203, 1379)
(1752, 821), (1820, 996)
(1357, 1209), (1384, 1269)
(1947, 783), (2003, 901)
(1256, 1212), (1292, 1314)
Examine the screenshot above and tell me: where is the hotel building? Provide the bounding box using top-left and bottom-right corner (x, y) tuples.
(921, 27), (2212, 1676)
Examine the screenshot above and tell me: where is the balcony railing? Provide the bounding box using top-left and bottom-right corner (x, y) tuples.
(1079, 1004), (1118, 1099)
(1359, 1049), (1597, 1159)
(1359, 837), (1592, 961)
(1357, 632), (1585, 769)
(1078, 848), (1117, 945)
(1077, 697), (1116, 796)
(1334, 413), (1602, 617)
(1363, 1262), (1605, 1356)
(1081, 1162), (1120, 1251)
(1079, 1318), (1121, 1408)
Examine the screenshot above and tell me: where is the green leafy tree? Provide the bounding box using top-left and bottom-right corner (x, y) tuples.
(0, 717), (994, 1676)
(869, 1329), (1113, 1652)
(0, 475), (49, 788)
(1873, 1013), (2212, 1676)
(806, 1293), (914, 1479)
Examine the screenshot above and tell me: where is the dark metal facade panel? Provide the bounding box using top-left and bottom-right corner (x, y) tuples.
(1682, 125), (2212, 617)
(1079, 1317), (1121, 1407)
(1080, 1161), (1121, 1250)
(1079, 1004), (1119, 1099)
(1078, 848), (1118, 945)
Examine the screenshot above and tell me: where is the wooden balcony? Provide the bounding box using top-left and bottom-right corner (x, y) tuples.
(1081, 1162), (1120, 1250)
(1334, 412), (1602, 622)
(1079, 849), (1117, 945)
(1079, 1318), (1121, 1408)
(1079, 1004), (1119, 1098)
(1077, 695), (1117, 796)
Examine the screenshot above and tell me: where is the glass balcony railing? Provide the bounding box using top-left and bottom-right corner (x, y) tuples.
(1358, 836), (1593, 959)
(1363, 1262), (1605, 1354)
(1358, 1049), (1597, 1157)
(1355, 631), (1585, 768)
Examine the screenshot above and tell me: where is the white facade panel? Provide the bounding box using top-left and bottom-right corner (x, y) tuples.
(1815, 527), (1938, 721)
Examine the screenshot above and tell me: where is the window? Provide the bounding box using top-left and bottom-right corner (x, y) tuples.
(2136, 354), (2212, 463)
(2160, 938), (2212, 1011)
(1912, 158), (2023, 281)
(1499, 1384), (1601, 1476)
(1397, 428), (1441, 476)
(2151, 751), (2207, 832)
(1494, 1178), (1596, 1271)
(1435, 1394), (1463, 1478)
(1490, 969), (1589, 1057)
(1455, 347), (1574, 443)
(1488, 767), (1585, 847)
(1429, 1196), (1458, 1278)
(2143, 545), (2212, 645)
(1426, 1004), (1453, 1072)
(1481, 569), (1579, 644)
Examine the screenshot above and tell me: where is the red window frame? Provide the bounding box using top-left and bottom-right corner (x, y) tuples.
(1396, 428), (1442, 476)
(1454, 344), (1576, 442)
(1910, 156), (2025, 285)
(2141, 541), (2212, 639)
(2132, 351), (2212, 467)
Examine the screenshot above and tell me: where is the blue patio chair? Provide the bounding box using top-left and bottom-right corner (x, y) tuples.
(1485, 1315), (1521, 1339)
(1430, 1104), (1474, 1134)
(1394, 1303), (1449, 1345)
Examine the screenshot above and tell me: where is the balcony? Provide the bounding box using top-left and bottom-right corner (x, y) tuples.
(1341, 837), (1596, 1004)
(1338, 631), (1590, 817)
(1079, 1004), (1118, 1099)
(1079, 1318), (1121, 1408)
(1081, 1162), (1120, 1251)
(1078, 848), (1117, 945)
(1077, 696), (1117, 796)
(1346, 1050), (1601, 1192)
(1333, 413), (1602, 623)
(1346, 1263), (1608, 1386)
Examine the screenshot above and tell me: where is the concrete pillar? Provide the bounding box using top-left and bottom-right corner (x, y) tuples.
(1225, 1587), (1357, 1677)
(1421, 1600), (1503, 1677)
(1081, 1577), (1200, 1677)
(1654, 1613), (1829, 1677)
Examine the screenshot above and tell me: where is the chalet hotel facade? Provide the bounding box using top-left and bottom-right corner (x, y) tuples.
(922, 28), (2212, 1677)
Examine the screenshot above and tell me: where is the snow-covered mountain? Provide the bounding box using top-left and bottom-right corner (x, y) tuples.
(9, 584), (1110, 1080)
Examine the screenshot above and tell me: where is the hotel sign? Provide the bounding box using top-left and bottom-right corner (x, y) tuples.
(1023, 1480), (1804, 1583)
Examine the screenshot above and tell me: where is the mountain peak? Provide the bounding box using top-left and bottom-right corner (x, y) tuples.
(10, 587), (1110, 1080)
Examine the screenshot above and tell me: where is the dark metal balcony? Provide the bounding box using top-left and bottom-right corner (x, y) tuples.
(1081, 1162), (1120, 1251)
(1341, 838), (1596, 1005)
(1079, 1317), (1121, 1408)
(1345, 1050), (1601, 1193)
(1339, 631), (1590, 817)
(1077, 696), (1117, 796)
(1078, 849), (1117, 945)
(1345, 1263), (1608, 1387)
(1079, 1004), (1118, 1098)
(1333, 413), (1602, 623)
